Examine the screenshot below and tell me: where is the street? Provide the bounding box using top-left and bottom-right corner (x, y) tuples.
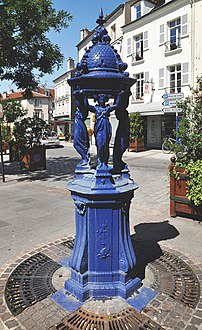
(0, 143), (201, 267)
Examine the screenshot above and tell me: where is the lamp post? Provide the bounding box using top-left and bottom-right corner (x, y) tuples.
(65, 9), (141, 302)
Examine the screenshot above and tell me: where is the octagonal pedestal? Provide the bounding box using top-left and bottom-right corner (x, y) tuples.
(65, 169), (141, 302)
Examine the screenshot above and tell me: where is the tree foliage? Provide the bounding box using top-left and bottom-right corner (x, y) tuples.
(129, 112), (144, 139)
(171, 76), (202, 164)
(0, 0), (72, 91)
(0, 99), (27, 123)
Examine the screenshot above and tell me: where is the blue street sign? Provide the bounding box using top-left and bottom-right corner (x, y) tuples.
(162, 100), (177, 106)
(162, 93), (184, 99)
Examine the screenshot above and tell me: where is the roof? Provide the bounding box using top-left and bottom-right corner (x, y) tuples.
(0, 89), (54, 100)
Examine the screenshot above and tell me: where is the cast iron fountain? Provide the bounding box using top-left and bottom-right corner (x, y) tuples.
(65, 8), (141, 302)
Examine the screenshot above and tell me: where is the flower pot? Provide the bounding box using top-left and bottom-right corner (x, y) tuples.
(170, 164), (202, 218)
(128, 138), (144, 152)
(20, 146), (46, 171)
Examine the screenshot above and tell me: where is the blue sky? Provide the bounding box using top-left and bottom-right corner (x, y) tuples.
(0, 0), (123, 92)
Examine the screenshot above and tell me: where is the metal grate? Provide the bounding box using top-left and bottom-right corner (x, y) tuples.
(5, 253), (61, 315)
(53, 307), (163, 330)
(149, 250), (200, 309)
(62, 238), (75, 250)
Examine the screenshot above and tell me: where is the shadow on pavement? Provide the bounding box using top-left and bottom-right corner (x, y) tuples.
(131, 220), (180, 279)
(0, 155), (97, 183)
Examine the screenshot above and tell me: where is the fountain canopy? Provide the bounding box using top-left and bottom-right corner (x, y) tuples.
(68, 8), (135, 98)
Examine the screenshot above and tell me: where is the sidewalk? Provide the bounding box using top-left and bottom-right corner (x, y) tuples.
(0, 144), (201, 264)
(0, 145), (201, 330)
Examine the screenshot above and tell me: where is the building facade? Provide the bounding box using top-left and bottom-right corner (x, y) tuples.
(76, 0), (202, 148)
(0, 87), (55, 124)
(53, 58), (75, 140)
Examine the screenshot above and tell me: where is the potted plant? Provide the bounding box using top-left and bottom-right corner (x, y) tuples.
(12, 117), (48, 170)
(169, 76), (202, 219)
(128, 112), (144, 152)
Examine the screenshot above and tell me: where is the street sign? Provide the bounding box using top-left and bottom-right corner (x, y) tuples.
(162, 93), (184, 99)
(162, 108), (182, 113)
(162, 100), (177, 106)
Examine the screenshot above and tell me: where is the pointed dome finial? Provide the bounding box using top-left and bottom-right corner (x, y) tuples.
(96, 7), (106, 25)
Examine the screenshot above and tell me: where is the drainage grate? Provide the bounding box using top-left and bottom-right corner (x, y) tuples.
(5, 253), (61, 315)
(62, 238), (75, 250)
(52, 307), (163, 330)
(149, 250), (200, 309)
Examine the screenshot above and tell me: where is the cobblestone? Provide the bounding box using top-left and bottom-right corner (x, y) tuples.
(0, 147), (201, 329)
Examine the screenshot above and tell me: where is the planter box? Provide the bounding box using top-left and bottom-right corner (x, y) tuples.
(128, 138), (144, 152)
(170, 164), (202, 218)
(20, 146), (46, 171)
(2, 141), (9, 154)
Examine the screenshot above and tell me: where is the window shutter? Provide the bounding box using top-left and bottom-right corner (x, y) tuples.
(159, 68), (164, 88)
(159, 24), (164, 44)
(182, 62), (189, 84)
(181, 14), (188, 36)
(144, 71), (149, 82)
(143, 31), (149, 50)
(127, 38), (132, 55)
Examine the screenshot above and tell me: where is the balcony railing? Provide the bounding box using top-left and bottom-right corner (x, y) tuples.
(131, 51), (143, 63)
(165, 38), (181, 52)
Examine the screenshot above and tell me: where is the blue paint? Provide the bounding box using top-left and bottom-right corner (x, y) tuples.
(127, 287), (158, 311)
(58, 256), (71, 268)
(51, 289), (82, 313)
(65, 9), (141, 302)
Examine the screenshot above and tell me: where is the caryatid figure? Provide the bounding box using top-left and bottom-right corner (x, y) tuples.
(73, 92), (90, 167)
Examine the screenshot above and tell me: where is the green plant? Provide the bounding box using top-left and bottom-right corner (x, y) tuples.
(169, 75), (202, 207)
(129, 112), (144, 140)
(12, 117), (48, 149)
(186, 160), (202, 206)
(0, 0), (72, 91)
(169, 76), (202, 165)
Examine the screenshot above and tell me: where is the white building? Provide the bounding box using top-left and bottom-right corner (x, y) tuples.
(53, 58), (75, 140)
(0, 87), (54, 124)
(76, 0), (202, 148)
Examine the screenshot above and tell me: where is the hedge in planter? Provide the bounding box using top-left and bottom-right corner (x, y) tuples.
(168, 76), (202, 219)
(12, 117), (48, 170)
(128, 112), (144, 152)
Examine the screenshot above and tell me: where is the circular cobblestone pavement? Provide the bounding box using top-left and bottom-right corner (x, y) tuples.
(0, 237), (202, 330)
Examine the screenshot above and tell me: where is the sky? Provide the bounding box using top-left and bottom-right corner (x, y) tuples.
(0, 0), (123, 92)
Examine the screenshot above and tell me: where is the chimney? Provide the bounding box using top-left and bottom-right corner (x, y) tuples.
(67, 57), (75, 71)
(2, 92), (7, 99)
(80, 28), (90, 41)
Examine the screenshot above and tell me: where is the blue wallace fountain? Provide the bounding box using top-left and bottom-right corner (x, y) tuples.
(65, 9), (141, 302)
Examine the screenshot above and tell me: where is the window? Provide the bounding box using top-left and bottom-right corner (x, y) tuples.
(34, 98), (41, 107)
(168, 18), (181, 50)
(169, 64), (181, 93)
(135, 73), (144, 100)
(134, 33), (143, 60)
(131, 2), (141, 21)
(111, 24), (116, 41)
(136, 4), (141, 19)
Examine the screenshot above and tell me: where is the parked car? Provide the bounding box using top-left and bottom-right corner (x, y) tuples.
(40, 131), (60, 147)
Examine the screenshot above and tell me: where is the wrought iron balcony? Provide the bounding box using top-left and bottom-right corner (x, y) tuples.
(165, 38), (181, 52)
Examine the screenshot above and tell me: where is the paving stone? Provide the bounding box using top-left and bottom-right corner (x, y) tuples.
(176, 320), (187, 329)
(1, 312), (13, 322)
(185, 326), (198, 330)
(5, 319), (19, 328)
(190, 316), (202, 326)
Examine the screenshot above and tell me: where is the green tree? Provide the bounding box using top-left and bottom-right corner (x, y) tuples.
(171, 76), (202, 164)
(0, 0), (72, 93)
(0, 99), (27, 123)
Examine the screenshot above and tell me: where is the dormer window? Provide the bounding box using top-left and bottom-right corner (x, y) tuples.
(132, 2), (142, 21)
